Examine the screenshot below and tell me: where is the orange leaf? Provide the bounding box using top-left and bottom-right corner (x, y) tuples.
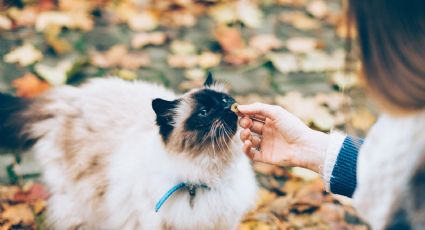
(214, 26), (245, 53)
(12, 73), (50, 98)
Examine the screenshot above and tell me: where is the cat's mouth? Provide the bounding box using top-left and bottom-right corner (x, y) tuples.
(208, 111), (238, 153)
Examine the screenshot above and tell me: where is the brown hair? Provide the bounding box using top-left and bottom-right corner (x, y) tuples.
(348, 0), (425, 112)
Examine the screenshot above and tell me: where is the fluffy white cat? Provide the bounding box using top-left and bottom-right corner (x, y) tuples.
(0, 74), (258, 230)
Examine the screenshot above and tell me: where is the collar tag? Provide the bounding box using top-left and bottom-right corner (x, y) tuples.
(155, 182), (210, 213)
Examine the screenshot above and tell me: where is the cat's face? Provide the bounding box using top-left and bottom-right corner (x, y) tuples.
(152, 73), (238, 158)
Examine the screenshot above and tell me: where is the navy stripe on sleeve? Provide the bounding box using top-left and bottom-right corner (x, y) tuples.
(330, 136), (364, 198)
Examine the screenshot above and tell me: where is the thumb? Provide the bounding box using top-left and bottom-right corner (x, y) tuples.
(237, 103), (281, 120)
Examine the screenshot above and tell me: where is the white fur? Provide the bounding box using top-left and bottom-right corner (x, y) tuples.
(30, 78), (258, 229)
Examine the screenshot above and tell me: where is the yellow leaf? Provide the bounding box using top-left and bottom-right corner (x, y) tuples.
(0, 204), (34, 225)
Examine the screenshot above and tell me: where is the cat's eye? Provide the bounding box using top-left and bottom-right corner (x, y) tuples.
(198, 108), (208, 117)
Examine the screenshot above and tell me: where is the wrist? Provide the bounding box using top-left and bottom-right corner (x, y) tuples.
(294, 129), (330, 173)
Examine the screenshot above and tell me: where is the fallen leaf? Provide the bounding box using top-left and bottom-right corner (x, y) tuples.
(214, 26), (245, 53)
(7, 7), (38, 27)
(307, 0), (329, 19)
(0, 186), (20, 200)
(168, 54), (198, 68)
(208, 3), (238, 25)
(311, 107), (335, 131)
(4, 44), (43, 66)
(128, 11), (158, 31)
(120, 51), (151, 69)
(198, 52), (221, 69)
(35, 57), (79, 86)
(238, 221), (274, 230)
(286, 37), (320, 53)
(279, 11), (320, 30)
(249, 34), (284, 54)
(0, 15), (12, 30)
(131, 32), (167, 48)
(115, 69), (138, 81)
(179, 79), (204, 91)
(314, 92), (351, 112)
(36, 11), (93, 31)
(268, 53), (299, 73)
(170, 40), (197, 55)
(44, 24), (72, 54)
(276, 0), (306, 7)
(291, 167), (320, 181)
(237, 0), (263, 28)
(256, 189), (277, 208)
(185, 68), (206, 81)
(90, 45), (150, 69)
(90, 45), (127, 68)
(0, 204), (34, 225)
(331, 71), (358, 89)
(299, 50), (345, 72)
(223, 48), (259, 65)
(276, 92), (335, 130)
(12, 73), (50, 98)
(161, 10), (197, 28)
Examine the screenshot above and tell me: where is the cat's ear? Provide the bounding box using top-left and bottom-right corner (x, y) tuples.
(204, 72), (214, 87)
(152, 99), (179, 120)
(152, 98), (179, 142)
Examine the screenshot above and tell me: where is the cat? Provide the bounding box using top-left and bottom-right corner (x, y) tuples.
(0, 73), (258, 230)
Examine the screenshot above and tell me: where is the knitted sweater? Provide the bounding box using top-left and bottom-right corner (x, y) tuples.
(323, 111), (425, 230)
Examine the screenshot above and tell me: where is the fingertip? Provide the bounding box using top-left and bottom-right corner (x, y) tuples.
(239, 117), (252, 128)
(240, 129), (251, 141)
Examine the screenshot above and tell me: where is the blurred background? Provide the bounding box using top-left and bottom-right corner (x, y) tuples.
(0, 0), (374, 229)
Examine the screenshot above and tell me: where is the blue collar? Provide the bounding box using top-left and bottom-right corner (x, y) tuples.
(155, 182), (210, 212)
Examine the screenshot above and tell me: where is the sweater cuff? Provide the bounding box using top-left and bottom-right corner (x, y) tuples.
(329, 136), (363, 197)
(322, 131), (346, 191)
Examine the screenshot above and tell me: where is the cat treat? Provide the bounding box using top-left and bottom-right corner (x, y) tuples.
(231, 103), (239, 113)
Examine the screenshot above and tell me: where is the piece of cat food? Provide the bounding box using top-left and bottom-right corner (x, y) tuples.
(231, 103), (239, 113)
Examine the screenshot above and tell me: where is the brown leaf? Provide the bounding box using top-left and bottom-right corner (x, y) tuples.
(12, 73), (50, 98)
(214, 26), (245, 53)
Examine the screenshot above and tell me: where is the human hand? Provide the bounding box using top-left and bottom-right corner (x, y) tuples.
(238, 103), (330, 173)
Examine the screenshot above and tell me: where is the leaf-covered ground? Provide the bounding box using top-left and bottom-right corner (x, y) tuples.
(0, 0), (373, 229)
